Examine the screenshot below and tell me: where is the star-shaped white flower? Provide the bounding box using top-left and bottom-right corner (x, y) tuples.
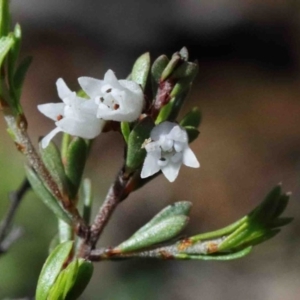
(38, 78), (104, 148)
(78, 69), (144, 122)
(141, 122), (200, 182)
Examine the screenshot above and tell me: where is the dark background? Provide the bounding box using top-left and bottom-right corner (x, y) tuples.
(1, 0), (300, 299)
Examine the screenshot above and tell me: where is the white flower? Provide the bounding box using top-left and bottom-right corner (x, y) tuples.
(141, 122), (200, 182)
(78, 69), (144, 122)
(38, 78), (104, 148)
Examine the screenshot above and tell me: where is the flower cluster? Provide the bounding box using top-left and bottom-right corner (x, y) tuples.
(38, 70), (199, 183)
(38, 70), (144, 148)
(141, 122), (200, 182)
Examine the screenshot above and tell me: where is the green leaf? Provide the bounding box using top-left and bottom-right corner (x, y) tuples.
(0, 34), (13, 68)
(169, 61), (198, 81)
(272, 193), (290, 218)
(13, 55), (32, 101)
(117, 215), (189, 253)
(64, 259), (94, 300)
(39, 141), (69, 196)
(161, 52), (182, 81)
(175, 246), (253, 261)
(0, 0), (10, 37)
(132, 201), (192, 237)
(180, 107), (202, 128)
(155, 89), (189, 123)
(151, 55), (169, 93)
(190, 216), (248, 242)
(36, 241), (74, 300)
(25, 165), (72, 224)
(131, 52), (150, 90)
(64, 137), (88, 199)
(81, 178), (93, 224)
(48, 258), (93, 300)
(121, 121), (130, 144)
(184, 126), (200, 143)
(125, 116), (155, 172)
(155, 97), (174, 124)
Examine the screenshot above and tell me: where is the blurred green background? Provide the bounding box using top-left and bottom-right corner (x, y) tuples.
(1, 0), (300, 299)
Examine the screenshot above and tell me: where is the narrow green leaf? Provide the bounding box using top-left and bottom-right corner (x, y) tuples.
(169, 61), (198, 81)
(121, 121), (130, 144)
(0, 0), (10, 37)
(190, 215), (248, 242)
(131, 52), (150, 90)
(25, 165), (72, 224)
(161, 52), (182, 81)
(0, 34), (14, 68)
(133, 201), (192, 237)
(175, 246), (253, 261)
(125, 116), (155, 172)
(272, 193), (290, 218)
(155, 97), (174, 124)
(157, 89), (189, 123)
(65, 137), (88, 199)
(13, 55), (32, 100)
(184, 126), (200, 143)
(180, 107), (202, 128)
(65, 259), (94, 300)
(81, 178), (93, 224)
(39, 141), (69, 195)
(48, 258), (93, 300)
(151, 54), (169, 93)
(117, 215), (189, 253)
(36, 241), (74, 300)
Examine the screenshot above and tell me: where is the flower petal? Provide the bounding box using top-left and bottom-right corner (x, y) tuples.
(151, 121), (175, 140)
(41, 127), (62, 148)
(78, 77), (104, 99)
(168, 125), (188, 143)
(119, 80), (143, 97)
(103, 69), (123, 89)
(141, 151), (161, 178)
(161, 161), (181, 182)
(183, 147), (200, 168)
(56, 117), (104, 139)
(37, 103), (65, 121)
(56, 78), (72, 101)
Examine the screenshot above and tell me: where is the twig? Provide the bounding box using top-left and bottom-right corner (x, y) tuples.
(0, 178), (30, 254)
(2, 111), (88, 236)
(89, 237), (225, 261)
(89, 167), (129, 249)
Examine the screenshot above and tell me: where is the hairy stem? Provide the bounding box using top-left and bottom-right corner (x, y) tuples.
(89, 167), (129, 249)
(89, 237), (225, 261)
(3, 110), (88, 236)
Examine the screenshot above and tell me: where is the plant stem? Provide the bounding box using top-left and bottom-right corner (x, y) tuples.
(89, 166), (129, 249)
(0, 178), (30, 254)
(89, 237), (225, 261)
(3, 111), (88, 237)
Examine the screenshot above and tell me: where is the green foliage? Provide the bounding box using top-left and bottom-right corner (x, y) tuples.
(25, 165), (72, 224)
(131, 52), (150, 90)
(125, 116), (155, 172)
(117, 215), (189, 253)
(39, 141), (69, 196)
(36, 241), (74, 300)
(48, 258), (94, 300)
(64, 137), (88, 199)
(132, 201), (192, 237)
